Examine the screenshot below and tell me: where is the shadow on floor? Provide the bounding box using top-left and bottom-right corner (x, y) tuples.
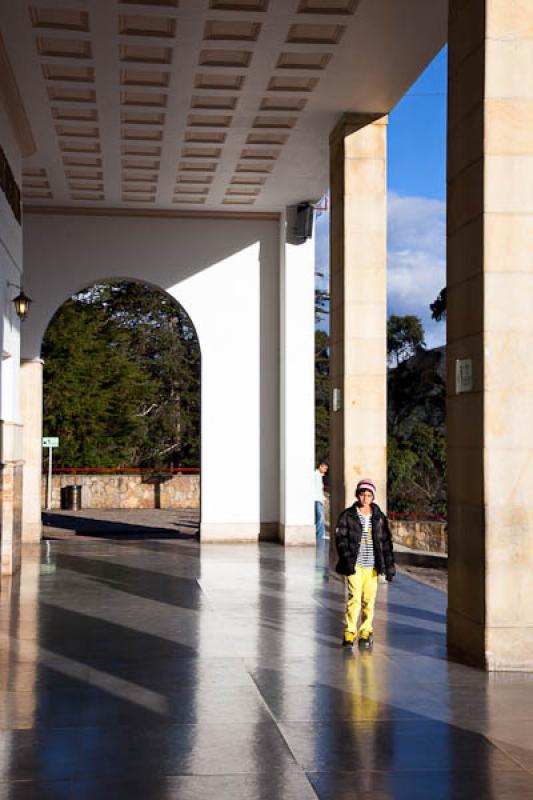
(42, 512), (199, 541)
(386, 602), (446, 624)
(53, 552), (204, 611)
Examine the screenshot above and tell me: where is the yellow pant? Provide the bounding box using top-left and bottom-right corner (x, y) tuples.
(345, 567), (378, 637)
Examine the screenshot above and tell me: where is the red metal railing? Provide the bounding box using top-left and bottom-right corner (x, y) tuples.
(45, 467), (200, 474)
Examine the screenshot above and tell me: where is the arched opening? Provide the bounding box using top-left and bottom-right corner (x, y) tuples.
(39, 279), (201, 539)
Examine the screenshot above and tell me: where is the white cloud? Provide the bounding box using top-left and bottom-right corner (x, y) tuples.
(387, 192), (446, 348)
(314, 191), (447, 347)
(314, 208), (329, 285)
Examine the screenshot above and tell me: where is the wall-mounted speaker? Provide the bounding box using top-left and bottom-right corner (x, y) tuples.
(295, 202), (314, 241)
(286, 202), (315, 245)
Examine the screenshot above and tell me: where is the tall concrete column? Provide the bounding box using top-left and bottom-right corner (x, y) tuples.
(279, 209), (315, 545)
(329, 114), (388, 531)
(447, 0), (533, 669)
(21, 359), (43, 543)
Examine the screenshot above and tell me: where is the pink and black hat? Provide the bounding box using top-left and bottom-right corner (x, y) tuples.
(355, 478), (376, 497)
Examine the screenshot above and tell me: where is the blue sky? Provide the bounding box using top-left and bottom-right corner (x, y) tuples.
(316, 46), (447, 348)
(388, 47), (447, 202)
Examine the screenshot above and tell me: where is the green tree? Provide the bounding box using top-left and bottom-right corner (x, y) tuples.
(387, 315), (425, 366)
(42, 299), (153, 467)
(315, 328), (329, 463)
(430, 287), (447, 321)
(315, 272), (329, 325)
(42, 282), (200, 469)
(315, 265), (330, 463)
(84, 282), (201, 467)
(388, 424), (446, 516)
(387, 315), (446, 516)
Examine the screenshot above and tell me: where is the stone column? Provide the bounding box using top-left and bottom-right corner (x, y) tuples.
(329, 114), (388, 532)
(0, 422), (23, 575)
(20, 359), (43, 543)
(279, 209), (315, 545)
(447, 0), (533, 669)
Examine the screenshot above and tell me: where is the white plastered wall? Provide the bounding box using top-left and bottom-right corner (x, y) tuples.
(0, 102), (22, 424)
(22, 213), (281, 541)
(0, 101), (25, 572)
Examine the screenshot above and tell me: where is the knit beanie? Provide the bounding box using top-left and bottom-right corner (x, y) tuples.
(355, 478), (376, 497)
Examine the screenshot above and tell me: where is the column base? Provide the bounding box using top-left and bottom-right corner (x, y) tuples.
(447, 607), (486, 669)
(0, 461), (23, 576)
(448, 608), (533, 671)
(485, 626), (533, 672)
(22, 520), (42, 544)
(200, 522), (278, 543)
(279, 524), (315, 546)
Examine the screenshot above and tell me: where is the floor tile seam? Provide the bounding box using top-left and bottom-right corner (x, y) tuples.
(302, 764), (527, 774)
(304, 767), (530, 775)
(69, 770), (314, 779)
(69, 768), (311, 781)
(278, 718), (465, 728)
(487, 737), (533, 776)
(4, 720), (299, 733)
(194, 578), (236, 615)
(246, 669), (321, 799)
(311, 598), (346, 625)
(278, 719), (533, 741)
(0, 715), (438, 731)
(264, 714), (436, 724)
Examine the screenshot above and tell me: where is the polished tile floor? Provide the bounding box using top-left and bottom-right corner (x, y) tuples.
(1, 525), (532, 799)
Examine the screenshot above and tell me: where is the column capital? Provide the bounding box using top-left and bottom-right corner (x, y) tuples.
(329, 112), (388, 146)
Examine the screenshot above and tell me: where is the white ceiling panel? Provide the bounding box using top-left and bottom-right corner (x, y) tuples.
(1, 0), (447, 212)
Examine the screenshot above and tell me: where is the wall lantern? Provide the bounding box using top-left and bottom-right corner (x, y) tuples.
(8, 283), (32, 321)
(14, 289), (32, 320)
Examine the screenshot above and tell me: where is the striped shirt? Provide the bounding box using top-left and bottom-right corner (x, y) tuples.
(356, 510), (375, 568)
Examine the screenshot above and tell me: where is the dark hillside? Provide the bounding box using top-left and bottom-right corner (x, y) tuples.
(387, 346), (446, 515)
(388, 346), (446, 436)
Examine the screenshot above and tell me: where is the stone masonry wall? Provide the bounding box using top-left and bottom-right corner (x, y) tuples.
(42, 474), (200, 511)
(390, 520), (447, 554)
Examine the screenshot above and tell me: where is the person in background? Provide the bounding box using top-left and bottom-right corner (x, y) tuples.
(314, 459), (329, 540)
(334, 478), (395, 649)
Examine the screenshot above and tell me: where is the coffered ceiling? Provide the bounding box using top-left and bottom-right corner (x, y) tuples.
(1, 0), (447, 212)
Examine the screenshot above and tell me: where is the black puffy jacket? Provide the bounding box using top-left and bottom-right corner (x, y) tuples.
(335, 502), (395, 579)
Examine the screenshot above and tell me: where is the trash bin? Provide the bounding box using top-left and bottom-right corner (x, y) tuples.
(61, 485), (82, 510)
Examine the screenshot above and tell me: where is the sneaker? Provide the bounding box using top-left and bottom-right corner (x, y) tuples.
(342, 631), (356, 647)
(358, 633), (374, 650)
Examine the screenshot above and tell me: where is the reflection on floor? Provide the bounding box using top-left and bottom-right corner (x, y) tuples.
(1, 531), (533, 799)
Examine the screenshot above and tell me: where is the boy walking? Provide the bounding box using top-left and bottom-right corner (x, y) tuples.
(334, 478), (395, 649)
